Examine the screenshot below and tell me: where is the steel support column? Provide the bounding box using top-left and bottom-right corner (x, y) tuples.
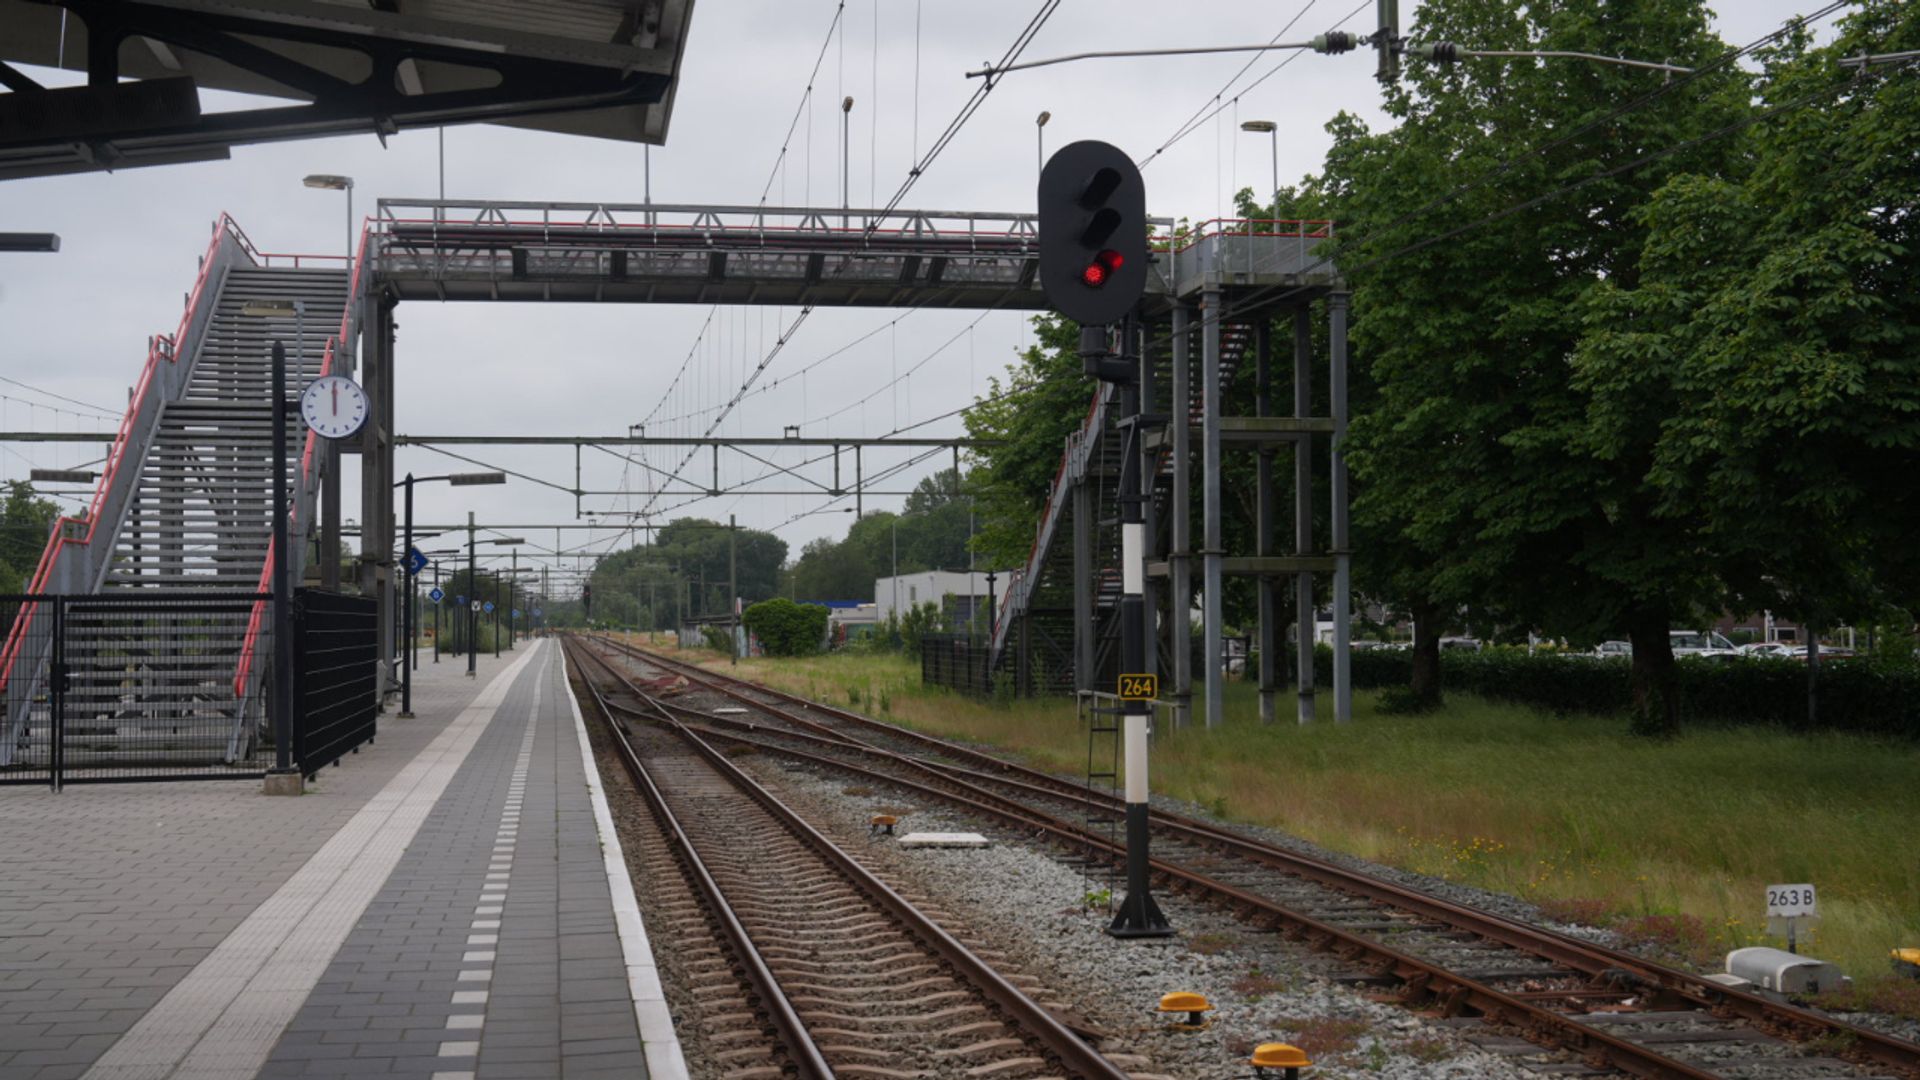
(1254, 321), (1278, 723)
(1330, 292), (1352, 723)
(321, 441), (342, 590)
(1169, 305), (1193, 728)
(1136, 320), (1158, 685)
(1073, 477), (1095, 694)
(1293, 306), (1316, 724)
(1201, 286), (1224, 730)
(360, 291), (396, 701)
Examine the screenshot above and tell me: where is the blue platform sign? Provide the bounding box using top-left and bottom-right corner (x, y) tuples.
(512, 609), (522, 620)
(532, 607), (543, 619)
(428, 587), (445, 603)
(454, 595), (466, 606)
(405, 547), (428, 576)
(483, 601), (495, 614)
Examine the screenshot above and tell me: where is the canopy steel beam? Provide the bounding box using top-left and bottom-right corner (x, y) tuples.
(0, 0), (684, 181)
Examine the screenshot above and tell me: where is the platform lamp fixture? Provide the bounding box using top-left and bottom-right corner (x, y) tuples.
(1034, 110), (1051, 179)
(398, 471), (505, 712)
(841, 95), (855, 223)
(490, 538), (527, 653)
(239, 297), (304, 794)
(302, 174), (355, 273)
(426, 549), (460, 665)
(1239, 120), (1278, 216)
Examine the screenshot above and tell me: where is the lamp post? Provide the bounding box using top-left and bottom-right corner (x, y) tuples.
(841, 96), (855, 227)
(467, 513), (477, 678)
(1035, 110), (1051, 179)
(397, 471), (505, 708)
(302, 174), (355, 275)
(1240, 120), (1278, 216)
(240, 298), (303, 794)
(488, 538), (527, 658)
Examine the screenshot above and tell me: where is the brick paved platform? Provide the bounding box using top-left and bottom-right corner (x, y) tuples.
(0, 639), (684, 1080)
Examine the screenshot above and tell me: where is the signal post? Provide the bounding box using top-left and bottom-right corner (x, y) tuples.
(1039, 141), (1170, 939)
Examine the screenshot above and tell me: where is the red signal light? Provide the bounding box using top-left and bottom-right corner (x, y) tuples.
(1080, 249), (1124, 288)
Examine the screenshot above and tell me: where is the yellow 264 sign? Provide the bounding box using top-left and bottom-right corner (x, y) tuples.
(1117, 673), (1158, 701)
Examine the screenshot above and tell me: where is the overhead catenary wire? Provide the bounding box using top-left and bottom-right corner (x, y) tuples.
(611, 0), (1062, 539)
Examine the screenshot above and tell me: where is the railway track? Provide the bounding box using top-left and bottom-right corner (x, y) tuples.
(560, 635), (1137, 1080)
(584, 633), (1920, 1080)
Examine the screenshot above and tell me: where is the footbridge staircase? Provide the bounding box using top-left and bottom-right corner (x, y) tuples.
(988, 317), (1255, 693)
(1, 216), (362, 772)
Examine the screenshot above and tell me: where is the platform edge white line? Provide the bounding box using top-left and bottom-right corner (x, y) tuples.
(559, 641), (691, 1080)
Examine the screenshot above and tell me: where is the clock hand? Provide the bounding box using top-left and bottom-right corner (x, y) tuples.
(332, 384), (339, 415)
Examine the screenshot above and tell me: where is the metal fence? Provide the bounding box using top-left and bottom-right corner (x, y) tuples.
(0, 591), (379, 790)
(1, 593), (275, 788)
(920, 634), (998, 698)
(296, 590), (378, 778)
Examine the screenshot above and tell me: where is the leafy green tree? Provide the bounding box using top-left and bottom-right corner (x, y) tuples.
(964, 315), (1086, 568)
(0, 481), (60, 592)
(743, 597), (830, 656)
(1573, 2), (1920, 641)
(1329, 0), (1748, 733)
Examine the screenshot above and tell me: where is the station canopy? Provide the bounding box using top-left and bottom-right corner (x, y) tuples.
(0, 0), (695, 180)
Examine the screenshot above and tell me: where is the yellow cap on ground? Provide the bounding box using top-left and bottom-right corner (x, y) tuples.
(1251, 1043), (1313, 1068)
(1156, 991), (1213, 1014)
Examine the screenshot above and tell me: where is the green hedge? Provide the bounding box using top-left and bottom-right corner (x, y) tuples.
(1312, 646), (1920, 737)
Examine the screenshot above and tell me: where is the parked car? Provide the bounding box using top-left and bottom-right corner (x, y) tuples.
(1738, 641), (1796, 659)
(1592, 640), (1632, 660)
(1438, 636), (1482, 651)
(1783, 645), (1857, 661)
(1671, 630), (1741, 659)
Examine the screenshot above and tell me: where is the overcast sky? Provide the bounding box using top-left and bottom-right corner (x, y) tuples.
(0, 0), (1834, 586)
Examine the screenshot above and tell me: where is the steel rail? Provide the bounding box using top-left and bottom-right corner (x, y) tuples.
(599, 636), (1920, 1079)
(562, 639), (835, 1079)
(565, 637), (1131, 1080)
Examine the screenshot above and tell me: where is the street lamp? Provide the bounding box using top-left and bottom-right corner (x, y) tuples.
(396, 470), (506, 712)
(425, 548), (459, 665)
(1240, 120), (1278, 218)
(240, 297), (303, 793)
(841, 95), (855, 222)
(1035, 110), (1051, 177)
(490, 537), (527, 654)
(303, 174), (355, 275)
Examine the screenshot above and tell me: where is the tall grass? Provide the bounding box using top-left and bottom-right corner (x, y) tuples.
(662, 641), (1920, 981)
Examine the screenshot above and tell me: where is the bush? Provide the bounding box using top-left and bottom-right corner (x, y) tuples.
(1321, 644), (1920, 736)
(742, 597), (830, 657)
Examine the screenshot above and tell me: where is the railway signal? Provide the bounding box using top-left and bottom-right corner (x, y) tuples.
(1039, 138), (1170, 939)
(1037, 140), (1148, 327)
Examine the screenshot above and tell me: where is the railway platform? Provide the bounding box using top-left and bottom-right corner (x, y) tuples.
(0, 640), (684, 1080)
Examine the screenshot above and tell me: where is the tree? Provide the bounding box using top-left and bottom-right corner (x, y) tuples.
(743, 597), (829, 656)
(1573, 2), (1920, 641)
(0, 481), (60, 592)
(1328, 0), (1749, 733)
(964, 314), (1087, 568)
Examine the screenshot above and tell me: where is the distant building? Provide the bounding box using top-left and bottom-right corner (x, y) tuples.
(873, 571), (996, 626)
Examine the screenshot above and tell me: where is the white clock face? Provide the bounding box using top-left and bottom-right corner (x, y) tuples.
(300, 375), (369, 439)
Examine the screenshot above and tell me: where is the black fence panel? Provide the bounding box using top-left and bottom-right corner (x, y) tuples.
(295, 589), (378, 778)
(60, 594), (274, 784)
(0, 595), (58, 788)
(0, 593), (275, 788)
(920, 633), (996, 698)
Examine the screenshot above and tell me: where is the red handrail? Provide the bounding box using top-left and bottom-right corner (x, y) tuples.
(232, 218), (373, 698)
(0, 215), (245, 695)
(991, 385), (1107, 650)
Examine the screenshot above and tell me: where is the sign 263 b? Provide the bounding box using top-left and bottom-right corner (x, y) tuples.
(1766, 883), (1817, 918)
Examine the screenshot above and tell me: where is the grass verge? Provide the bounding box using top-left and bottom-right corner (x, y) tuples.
(640, 636), (1920, 1007)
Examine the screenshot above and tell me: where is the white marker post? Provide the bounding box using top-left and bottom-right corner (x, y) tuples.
(1766, 883), (1818, 954)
